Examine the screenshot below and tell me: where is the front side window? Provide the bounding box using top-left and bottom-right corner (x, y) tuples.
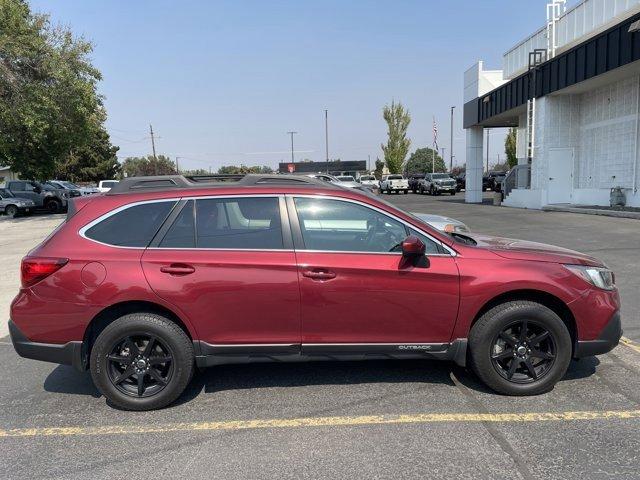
(84, 201), (176, 247)
(294, 197), (441, 253)
(195, 197), (284, 249)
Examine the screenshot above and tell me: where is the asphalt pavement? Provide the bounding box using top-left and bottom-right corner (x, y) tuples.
(1, 193), (639, 479)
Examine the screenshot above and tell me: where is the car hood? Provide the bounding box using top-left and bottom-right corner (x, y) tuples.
(464, 234), (604, 266)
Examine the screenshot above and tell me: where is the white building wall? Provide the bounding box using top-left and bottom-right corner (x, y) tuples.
(526, 75), (640, 207)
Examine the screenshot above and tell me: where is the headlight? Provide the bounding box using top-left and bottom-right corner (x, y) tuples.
(565, 265), (615, 290)
(62, 192), (69, 198)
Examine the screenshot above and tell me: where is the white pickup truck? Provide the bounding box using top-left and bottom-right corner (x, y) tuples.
(380, 175), (409, 194)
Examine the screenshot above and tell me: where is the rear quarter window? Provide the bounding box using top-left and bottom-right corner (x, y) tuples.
(84, 201), (176, 247)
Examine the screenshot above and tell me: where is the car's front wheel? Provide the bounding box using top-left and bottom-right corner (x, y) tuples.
(90, 313), (194, 410)
(5, 205), (18, 218)
(468, 301), (572, 396)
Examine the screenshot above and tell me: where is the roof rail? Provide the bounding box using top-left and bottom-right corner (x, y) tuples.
(107, 173), (340, 194)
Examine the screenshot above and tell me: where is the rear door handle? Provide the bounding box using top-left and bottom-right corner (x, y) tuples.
(160, 264), (196, 276)
(302, 269), (336, 280)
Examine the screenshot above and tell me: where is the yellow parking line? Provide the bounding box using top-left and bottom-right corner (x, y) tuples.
(1, 409), (639, 438)
(620, 336), (640, 355)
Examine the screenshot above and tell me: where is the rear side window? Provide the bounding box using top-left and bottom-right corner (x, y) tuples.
(195, 197), (283, 249)
(159, 200), (195, 248)
(84, 201), (175, 247)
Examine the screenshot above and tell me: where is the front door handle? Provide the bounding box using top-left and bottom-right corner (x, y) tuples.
(160, 264), (196, 276)
(302, 269), (336, 281)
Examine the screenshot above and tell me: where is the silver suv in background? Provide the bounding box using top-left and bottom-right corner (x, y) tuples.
(418, 173), (457, 196)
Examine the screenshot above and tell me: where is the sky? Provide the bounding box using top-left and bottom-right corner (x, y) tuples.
(29, 0), (580, 173)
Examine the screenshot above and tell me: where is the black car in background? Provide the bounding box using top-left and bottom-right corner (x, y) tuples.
(456, 173), (465, 191)
(408, 174), (425, 193)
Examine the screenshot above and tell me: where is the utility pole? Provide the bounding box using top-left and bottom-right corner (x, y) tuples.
(485, 128), (490, 173)
(368, 154), (371, 172)
(175, 156), (180, 175)
(450, 106), (455, 172)
(324, 110), (329, 172)
(149, 124), (158, 175)
(441, 147), (446, 171)
(287, 131), (297, 164)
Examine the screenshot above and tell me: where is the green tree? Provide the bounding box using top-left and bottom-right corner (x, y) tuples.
(54, 126), (120, 182)
(381, 101), (411, 174)
(121, 155), (176, 177)
(405, 148), (446, 174)
(505, 127), (517, 168)
(217, 165), (273, 174)
(374, 157), (384, 179)
(0, 0), (113, 180)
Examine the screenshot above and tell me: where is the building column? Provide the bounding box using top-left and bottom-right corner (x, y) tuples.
(465, 126), (484, 203)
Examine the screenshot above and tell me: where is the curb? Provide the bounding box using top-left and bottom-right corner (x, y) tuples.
(542, 205), (640, 220)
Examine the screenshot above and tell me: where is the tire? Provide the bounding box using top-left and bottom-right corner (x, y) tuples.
(429, 186), (435, 196)
(45, 199), (61, 214)
(90, 312), (194, 411)
(450, 191), (456, 196)
(5, 204), (18, 218)
(468, 301), (572, 396)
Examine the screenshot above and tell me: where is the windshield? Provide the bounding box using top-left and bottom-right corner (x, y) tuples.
(432, 174), (450, 179)
(336, 176), (355, 182)
(60, 181), (78, 189)
(388, 175), (403, 180)
(360, 176), (375, 181)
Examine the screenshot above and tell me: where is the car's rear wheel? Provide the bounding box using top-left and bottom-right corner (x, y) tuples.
(5, 204), (18, 218)
(90, 313), (194, 410)
(468, 301), (571, 395)
(45, 199), (61, 214)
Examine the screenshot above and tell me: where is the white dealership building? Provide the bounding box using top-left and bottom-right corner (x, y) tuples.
(464, 0), (640, 208)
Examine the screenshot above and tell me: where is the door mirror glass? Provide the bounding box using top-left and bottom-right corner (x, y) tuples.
(401, 235), (426, 257)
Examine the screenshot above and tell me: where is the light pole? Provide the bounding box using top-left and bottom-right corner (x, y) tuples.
(324, 110), (329, 168)
(287, 131), (297, 164)
(450, 106), (455, 172)
(485, 128), (490, 173)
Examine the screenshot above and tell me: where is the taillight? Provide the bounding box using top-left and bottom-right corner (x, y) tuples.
(21, 257), (68, 288)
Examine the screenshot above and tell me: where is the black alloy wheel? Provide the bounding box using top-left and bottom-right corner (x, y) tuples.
(106, 334), (173, 398)
(490, 320), (556, 384)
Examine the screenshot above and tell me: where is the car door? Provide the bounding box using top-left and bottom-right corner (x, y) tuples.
(288, 195), (460, 350)
(141, 195), (301, 348)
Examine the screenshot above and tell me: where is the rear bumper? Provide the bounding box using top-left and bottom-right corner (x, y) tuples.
(8, 319), (85, 371)
(574, 311), (622, 358)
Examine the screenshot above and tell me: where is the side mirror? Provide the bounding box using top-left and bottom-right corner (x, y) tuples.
(401, 235), (426, 257)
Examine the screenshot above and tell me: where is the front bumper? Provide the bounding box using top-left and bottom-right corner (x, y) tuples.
(574, 311), (622, 358)
(8, 320), (85, 371)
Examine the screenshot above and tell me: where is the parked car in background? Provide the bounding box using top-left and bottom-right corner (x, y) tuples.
(97, 180), (119, 192)
(336, 175), (356, 183)
(380, 174), (409, 194)
(455, 173), (465, 192)
(48, 180), (100, 196)
(408, 174), (426, 193)
(5, 180), (69, 213)
(486, 171), (507, 192)
(44, 181), (82, 198)
(418, 173), (457, 195)
(303, 173), (363, 190)
(9, 174), (621, 410)
(358, 175), (378, 188)
(411, 212), (470, 234)
(0, 188), (35, 218)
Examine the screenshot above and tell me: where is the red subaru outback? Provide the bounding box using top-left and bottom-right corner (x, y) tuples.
(9, 175), (621, 410)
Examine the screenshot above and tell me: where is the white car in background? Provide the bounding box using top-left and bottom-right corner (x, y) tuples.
(412, 212), (470, 234)
(380, 175), (409, 194)
(97, 180), (119, 192)
(48, 180), (100, 196)
(358, 175), (378, 188)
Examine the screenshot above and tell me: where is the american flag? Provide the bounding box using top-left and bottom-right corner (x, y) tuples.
(432, 117), (439, 150)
